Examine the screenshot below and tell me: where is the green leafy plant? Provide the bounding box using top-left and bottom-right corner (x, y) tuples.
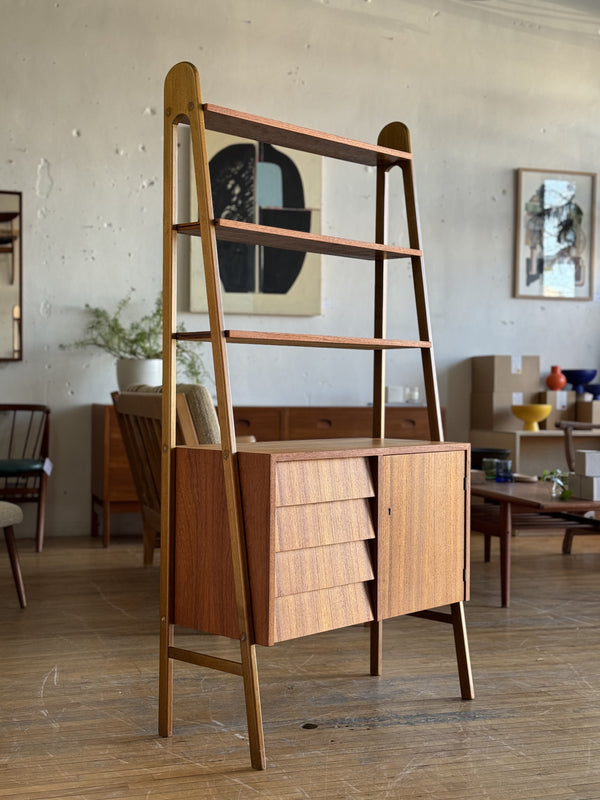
(541, 468), (572, 500)
(61, 290), (212, 384)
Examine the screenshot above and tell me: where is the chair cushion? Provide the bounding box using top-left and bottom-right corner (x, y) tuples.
(126, 383), (220, 445)
(0, 458), (45, 477)
(0, 501), (24, 527)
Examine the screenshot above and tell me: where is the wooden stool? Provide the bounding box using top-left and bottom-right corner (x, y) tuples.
(1, 501), (26, 608)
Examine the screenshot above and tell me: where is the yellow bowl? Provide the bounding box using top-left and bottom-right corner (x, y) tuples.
(511, 404), (552, 432)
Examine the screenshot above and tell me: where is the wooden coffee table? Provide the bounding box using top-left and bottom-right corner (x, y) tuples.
(471, 480), (600, 607)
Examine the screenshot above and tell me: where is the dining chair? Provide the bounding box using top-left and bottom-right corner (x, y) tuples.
(0, 404), (51, 552)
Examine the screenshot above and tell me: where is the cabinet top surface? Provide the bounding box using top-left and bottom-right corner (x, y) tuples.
(180, 437), (469, 459)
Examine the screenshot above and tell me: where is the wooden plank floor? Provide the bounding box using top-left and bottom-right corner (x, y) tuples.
(1, 531), (599, 799)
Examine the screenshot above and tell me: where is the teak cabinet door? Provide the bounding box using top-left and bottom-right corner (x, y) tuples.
(378, 450), (468, 618)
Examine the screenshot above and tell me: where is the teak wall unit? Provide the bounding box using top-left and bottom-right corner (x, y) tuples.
(160, 61), (473, 770)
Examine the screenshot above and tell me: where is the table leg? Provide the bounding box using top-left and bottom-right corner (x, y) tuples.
(499, 501), (512, 608)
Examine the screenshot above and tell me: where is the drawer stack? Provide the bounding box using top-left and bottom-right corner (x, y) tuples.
(241, 454), (377, 645)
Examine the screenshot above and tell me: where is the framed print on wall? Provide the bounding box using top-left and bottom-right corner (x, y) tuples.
(190, 131), (322, 315)
(514, 168), (596, 300)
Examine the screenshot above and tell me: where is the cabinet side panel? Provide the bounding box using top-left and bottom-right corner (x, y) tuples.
(233, 407), (283, 441)
(173, 448), (239, 639)
(238, 451), (276, 646)
(379, 450), (466, 618)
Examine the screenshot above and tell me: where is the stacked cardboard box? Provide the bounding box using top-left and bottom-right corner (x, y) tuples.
(576, 400), (600, 424)
(539, 390), (576, 430)
(570, 450), (600, 500)
(471, 355), (540, 431)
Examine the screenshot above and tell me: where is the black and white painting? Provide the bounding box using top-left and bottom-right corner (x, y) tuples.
(190, 132), (321, 315)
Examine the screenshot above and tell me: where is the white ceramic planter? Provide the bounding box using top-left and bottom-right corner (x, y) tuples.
(116, 358), (162, 391)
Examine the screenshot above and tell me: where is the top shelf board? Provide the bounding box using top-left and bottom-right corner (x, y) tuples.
(203, 104), (411, 168)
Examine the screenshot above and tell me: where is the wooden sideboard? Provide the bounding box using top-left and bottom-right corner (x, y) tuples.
(233, 405), (444, 442)
(91, 404), (140, 546)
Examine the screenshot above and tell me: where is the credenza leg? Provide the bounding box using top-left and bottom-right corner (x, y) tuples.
(369, 619), (383, 676)
(450, 601), (475, 700)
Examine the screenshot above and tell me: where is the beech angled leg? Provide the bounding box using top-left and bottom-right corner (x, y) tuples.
(240, 640), (265, 770)
(450, 601), (474, 700)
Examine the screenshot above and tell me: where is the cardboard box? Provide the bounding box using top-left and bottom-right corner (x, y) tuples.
(471, 355), (540, 394)
(574, 449), (600, 476)
(539, 390), (576, 430)
(576, 400), (600, 424)
(470, 390), (538, 432)
(574, 474), (600, 501)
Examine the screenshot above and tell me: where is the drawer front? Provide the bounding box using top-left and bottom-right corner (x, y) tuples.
(275, 457), (374, 506)
(276, 498), (375, 551)
(275, 540), (374, 596)
(284, 406), (443, 440)
(285, 407), (371, 439)
(274, 583), (374, 643)
(233, 407), (282, 441)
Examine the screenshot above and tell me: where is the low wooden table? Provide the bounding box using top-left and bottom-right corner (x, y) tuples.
(471, 480), (600, 607)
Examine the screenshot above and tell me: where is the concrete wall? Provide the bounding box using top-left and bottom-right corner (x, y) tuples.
(2, 0), (600, 537)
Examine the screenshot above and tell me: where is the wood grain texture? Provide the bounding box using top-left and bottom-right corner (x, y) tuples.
(275, 540), (375, 596)
(275, 457), (375, 506)
(176, 328), (431, 351)
(274, 582), (374, 642)
(177, 218), (421, 260)
(275, 498), (375, 550)
(378, 450), (468, 618)
(173, 447), (238, 639)
(202, 102), (412, 166)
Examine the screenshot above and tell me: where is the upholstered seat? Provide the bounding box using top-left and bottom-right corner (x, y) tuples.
(0, 500), (26, 608)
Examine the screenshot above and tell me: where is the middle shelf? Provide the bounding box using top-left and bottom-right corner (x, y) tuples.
(176, 218), (421, 261)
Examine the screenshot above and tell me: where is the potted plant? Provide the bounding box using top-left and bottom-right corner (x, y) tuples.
(541, 468), (572, 500)
(62, 290), (212, 389)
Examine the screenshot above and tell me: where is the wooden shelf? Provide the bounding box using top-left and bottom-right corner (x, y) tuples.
(176, 218), (421, 260)
(175, 330), (432, 350)
(203, 103), (412, 167)
(161, 62), (473, 771)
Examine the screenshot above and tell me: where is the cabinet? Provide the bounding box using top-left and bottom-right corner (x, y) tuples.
(160, 62), (472, 770)
(173, 440), (469, 647)
(91, 404), (140, 546)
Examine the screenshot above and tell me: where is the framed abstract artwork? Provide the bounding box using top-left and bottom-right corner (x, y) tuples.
(514, 168), (596, 300)
(190, 131), (322, 315)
